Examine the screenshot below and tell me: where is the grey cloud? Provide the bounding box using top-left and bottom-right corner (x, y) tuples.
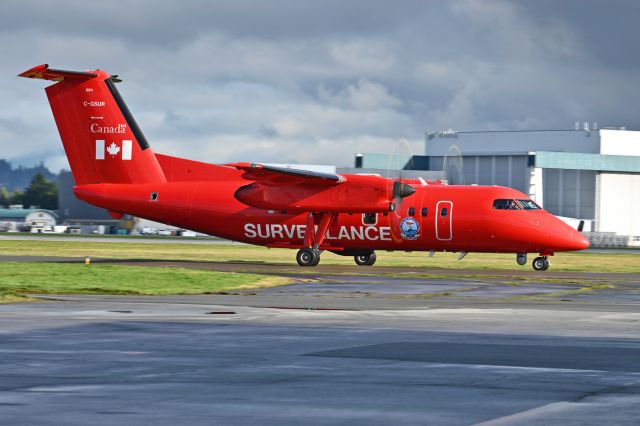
(1, 0), (640, 172)
(0, 0), (428, 44)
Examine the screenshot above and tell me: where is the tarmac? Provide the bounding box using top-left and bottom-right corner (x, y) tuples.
(1, 256), (639, 425)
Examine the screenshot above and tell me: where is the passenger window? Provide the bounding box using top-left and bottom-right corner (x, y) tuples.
(408, 207), (415, 216)
(421, 207), (428, 217)
(493, 199), (520, 210)
(363, 212), (377, 225)
(440, 207), (448, 217)
(149, 192), (158, 201)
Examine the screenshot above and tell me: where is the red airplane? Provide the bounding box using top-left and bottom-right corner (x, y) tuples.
(19, 64), (589, 271)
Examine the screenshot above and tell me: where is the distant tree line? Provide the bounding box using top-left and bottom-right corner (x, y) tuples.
(0, 159), (58, 192)
(0, 173), (58, 210)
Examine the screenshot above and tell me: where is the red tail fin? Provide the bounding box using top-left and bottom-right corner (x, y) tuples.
(19, 64), (166, 185)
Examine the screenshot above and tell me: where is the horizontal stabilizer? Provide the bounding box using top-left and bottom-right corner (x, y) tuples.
(18, 64), (97, 81)
(228, 162), (344, 186)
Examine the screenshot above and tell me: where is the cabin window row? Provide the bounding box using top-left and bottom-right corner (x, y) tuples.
(407, 207), (429, 217)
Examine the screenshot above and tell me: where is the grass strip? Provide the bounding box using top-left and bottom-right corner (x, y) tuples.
(0, 262), (289, 303)
(0, 240), (640, 275)
(0, 240), (638, 272)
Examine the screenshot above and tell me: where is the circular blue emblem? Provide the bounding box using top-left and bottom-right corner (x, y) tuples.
(400, 217), (420, 240)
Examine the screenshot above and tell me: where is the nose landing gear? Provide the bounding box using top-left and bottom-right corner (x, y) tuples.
(532, 256), (550, 271)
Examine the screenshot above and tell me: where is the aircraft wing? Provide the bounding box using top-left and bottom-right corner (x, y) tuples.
(229, 162), (399, 213)
(228, 162), (344, 186)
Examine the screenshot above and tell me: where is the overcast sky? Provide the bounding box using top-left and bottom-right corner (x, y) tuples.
(2, 0), (640, 172)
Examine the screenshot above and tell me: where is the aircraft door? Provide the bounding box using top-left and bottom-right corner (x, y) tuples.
(436, 201), (453, 241)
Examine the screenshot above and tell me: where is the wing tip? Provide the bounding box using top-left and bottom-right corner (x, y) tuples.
(18, 64), (49, 78)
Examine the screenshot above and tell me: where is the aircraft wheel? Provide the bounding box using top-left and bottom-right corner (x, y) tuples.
(310, 249), (321, 266)
(532, 256), (548, 271)
(354, 252), (376, 266)
(297, 248), (320, 267)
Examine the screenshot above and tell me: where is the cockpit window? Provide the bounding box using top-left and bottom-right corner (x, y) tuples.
(493, 199), (520, 210)
(517, 199), (541, 210)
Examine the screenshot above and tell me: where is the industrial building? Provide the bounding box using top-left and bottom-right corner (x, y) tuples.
(425, 127), (640, 237)
(351, 126), (640, 244)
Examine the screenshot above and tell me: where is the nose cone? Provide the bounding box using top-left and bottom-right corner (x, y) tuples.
(568, 230), (590, 251)
(547, 218), (590, 251)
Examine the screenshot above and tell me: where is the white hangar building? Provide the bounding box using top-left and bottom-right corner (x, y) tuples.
(425, 127), (640, 237)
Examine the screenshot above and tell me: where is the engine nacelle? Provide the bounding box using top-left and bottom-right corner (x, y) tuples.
(234, 174), (397, 213)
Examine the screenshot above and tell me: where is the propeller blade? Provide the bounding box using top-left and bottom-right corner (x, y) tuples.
(577, 220), (585, 232)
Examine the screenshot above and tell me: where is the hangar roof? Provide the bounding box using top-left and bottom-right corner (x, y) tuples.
(0, 208), (58, 220)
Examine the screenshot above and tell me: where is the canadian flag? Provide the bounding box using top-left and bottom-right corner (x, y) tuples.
(95, 140), (132, 160)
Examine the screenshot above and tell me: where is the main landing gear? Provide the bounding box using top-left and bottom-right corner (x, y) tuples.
(295, 212), (336, 267)
(294, 212), (379, 267)
(296, 247), (320, 266)
(354, 252), (377, 266)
